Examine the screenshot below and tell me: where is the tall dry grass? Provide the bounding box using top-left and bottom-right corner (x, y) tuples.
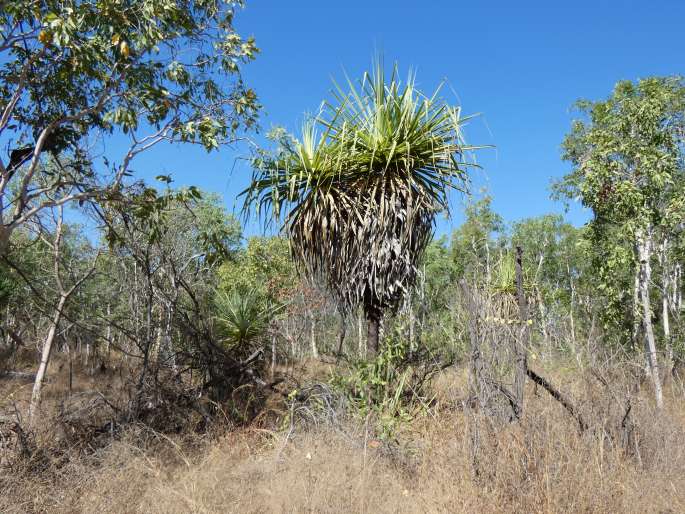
(2, 362), (684, 513)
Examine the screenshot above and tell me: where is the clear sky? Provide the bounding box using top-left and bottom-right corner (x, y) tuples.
(131, 0), (685, 237)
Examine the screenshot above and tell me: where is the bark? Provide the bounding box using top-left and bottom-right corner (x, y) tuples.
(408, 304), (415, 354)
(527, 367), (587, 432)
(366, 307), (382, 357)
(567, 262), (577, 349)
(461, 282), (484, 405)
(632, 267), (641, 347)
(536, 286), (549, 344)
(335, 313), (346, 360)
(0, 229), (8, 257)
(309, 309), (319, 359)
(28, 294), (67, 426)
(662, 274), (673, 380)
(105, 303), (112, 358)
(658, 240), (674, 381)
(357, 313), (365, 357)
(535, 255), (549, 344)
(133, 259), (155, 417)
(28, 206), (98, 426)
(673, 264), (683, 316)
(636, 227), (663, 409)
(513, 246), (529, 419)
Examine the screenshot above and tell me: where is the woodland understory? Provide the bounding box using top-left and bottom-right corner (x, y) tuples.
(2, 2), (685, 512)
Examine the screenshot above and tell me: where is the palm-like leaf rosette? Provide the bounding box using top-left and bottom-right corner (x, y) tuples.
(243, 61), (483, 349)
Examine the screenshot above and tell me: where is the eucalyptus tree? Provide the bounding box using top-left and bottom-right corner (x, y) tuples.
(243, 62), (482, 355)
(28, 205), (99, 426)
(0, 227), (47, 361)
(450, 195), (505, 284)
(0, 0), (259, 254)
(558, 77), (685, 408)
(97, 186), (242, 415)
(511, 215), (587, 346)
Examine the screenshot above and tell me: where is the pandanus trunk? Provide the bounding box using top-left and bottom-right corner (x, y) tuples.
(366, 306), (382, 357)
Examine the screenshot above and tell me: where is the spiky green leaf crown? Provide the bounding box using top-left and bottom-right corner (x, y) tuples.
(243, 61), (484, 316)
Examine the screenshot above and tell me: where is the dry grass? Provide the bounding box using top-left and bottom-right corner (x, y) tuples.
(2, 360), (685, 513)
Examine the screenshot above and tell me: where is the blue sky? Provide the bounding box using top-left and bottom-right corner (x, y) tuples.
(132, 0), (685, 237)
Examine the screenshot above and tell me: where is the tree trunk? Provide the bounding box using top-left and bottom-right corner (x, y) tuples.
(271, 334), (277, 380)
(309, 310), (318, 359)
(514, 246), (529, 419)
(567, 262), (577, 350)
(408, 302), (415, 355)
(536, 286), (549, 345)
(636, 227), (663, 409)
(335, 313), (346, 360)
(105, 303), (112, 358)
(461, 282), (485, 407)
(535, 254), (549, 345)
(658, 240), (674, 382)
(366, 308), (382, 357)
(632, 267), (641, 347)
(662, 274), (673, 381)
(357, 313), (365, 357)
(29, 294), (67, 426)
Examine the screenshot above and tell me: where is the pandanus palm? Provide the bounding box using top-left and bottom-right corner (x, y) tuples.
(243, 62), (482, 354)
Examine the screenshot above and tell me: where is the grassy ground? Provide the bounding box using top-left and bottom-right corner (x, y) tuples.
(2, 357), (684, 513)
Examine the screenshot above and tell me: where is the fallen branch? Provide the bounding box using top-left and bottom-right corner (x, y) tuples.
(527, 367), (587, 432)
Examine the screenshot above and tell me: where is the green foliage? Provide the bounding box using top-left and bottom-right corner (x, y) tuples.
(558, 76), (685, 230)
(215, 237), (293, 351)
(1, 0), (259, 254)
(0, 264), (16, 309)
(107, 186), (241, 266)
(1, 0), (259, 148)
(490, 252), (517, 295)
(332, 331), (433, 439)
(420, 236), (458, 312)
(214, 288), (279, 349)
(0, 229), (51, 310)
(555, 76), (685, 344)
(511, 214), (586, 305)
(450, 195), (505, 281)
(217, 236), (295, 304)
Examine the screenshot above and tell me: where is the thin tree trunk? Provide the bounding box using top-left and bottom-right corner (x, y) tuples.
(567, 262), (577, 349)
(358, 312), (365, 357)
(673, 264), (683, 316)
(461, 282), (485, 407)
(28, 205), (98, 426)
(67, 339), (73, 397)
(536, 286), (549, 345)
(535, 254), (549, 345)
(632, 267), (641, 347)
(309, 310), (318, 359)
(636, 227), (663, 408)
(335, 313), (346, 360)
(408, 301), (415, 354)
(29, 294), (67, 426)
(659, 240), (674, 382)
(271, 334), (277, 380)
(662, 274), (673, 381)
(513, 246), (529, 419)
(106, 303), (112, 358)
